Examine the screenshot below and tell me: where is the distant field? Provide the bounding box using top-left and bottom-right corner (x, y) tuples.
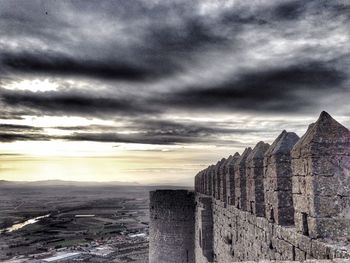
(0, 183), (190, 262)
(0, 185), (152, 262)
(0, 184), (150, 227)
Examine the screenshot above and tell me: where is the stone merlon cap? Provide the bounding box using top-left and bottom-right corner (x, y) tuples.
(237, 147), (252, 165)
(215, 158), (226, 172)
(208, 165), (215, 172)
(247, 141), (270, 161)
(292, 111), (350, 155)
(228, 152), (241, 167)
(219, 157), (228, 172)
(265, 130), (299, 157)
(224, 155), (234, 166)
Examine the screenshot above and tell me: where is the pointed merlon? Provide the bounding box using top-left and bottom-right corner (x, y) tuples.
(265, 130), (299, 157)
(313, 111), (349, 138)
(228, 152), (241, 167)
(293, 111), (350, 152)
(215, 159), (226, 173)
(219, 158), (228, 171)
(247, 141), (270, 161)
(238, 147), (252, 165)
(225, 155), (234, 164)
(292, 111), (350, 158)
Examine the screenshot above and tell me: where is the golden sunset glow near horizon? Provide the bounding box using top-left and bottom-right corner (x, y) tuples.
(0, 1), (349, 185)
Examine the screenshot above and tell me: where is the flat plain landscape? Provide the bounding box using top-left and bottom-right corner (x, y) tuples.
(0, 182), (161, 262)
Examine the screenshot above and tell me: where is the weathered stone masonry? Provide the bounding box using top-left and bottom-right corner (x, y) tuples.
(264, 130), (299, 226)
(150, 112), (350, 263)
(291, 112), (350, 239)
(235, 148), (252, 211)
(149, 190), (195, 263)
(227, 153), (240, 206)
(246, 141), (270, 217)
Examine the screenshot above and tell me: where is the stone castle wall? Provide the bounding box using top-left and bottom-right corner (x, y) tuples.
(149, 190), (195, 263)
(196, 197), (350, 263)
(150, 112), (350, 263)
(194, 112), (350, 263)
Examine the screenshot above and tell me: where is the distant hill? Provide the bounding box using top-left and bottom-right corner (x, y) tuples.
(0, 179), (140, 187)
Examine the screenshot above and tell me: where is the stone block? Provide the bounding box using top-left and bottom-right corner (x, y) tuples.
(276, 176), (293, 191)
(292, 158), (307, 176)
(277, 206), (295, 226)
(309, 217), (350, 238)
(293, 194), (310, 214)
(277, 190), (294, 208)
(295, 247), (307, 261)
(311, 239), (332, 259)
(297, 232), (312, 254)
(292, 176), (304, 194)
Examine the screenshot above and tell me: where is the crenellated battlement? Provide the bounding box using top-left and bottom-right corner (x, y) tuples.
(194, 111), (350, 263)
(150, 112), (350, 263)
(195, 112), (350, 236)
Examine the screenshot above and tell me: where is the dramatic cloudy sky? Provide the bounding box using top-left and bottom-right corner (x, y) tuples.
(0, 0), (349, 185)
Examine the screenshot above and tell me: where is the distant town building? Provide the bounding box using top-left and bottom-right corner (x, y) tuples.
(39, 252), (80, 263)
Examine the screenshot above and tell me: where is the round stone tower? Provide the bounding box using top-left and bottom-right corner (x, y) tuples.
(149, 190), (195, 263)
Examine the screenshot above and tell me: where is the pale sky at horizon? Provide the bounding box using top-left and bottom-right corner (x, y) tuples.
(0, 0), (349, 185)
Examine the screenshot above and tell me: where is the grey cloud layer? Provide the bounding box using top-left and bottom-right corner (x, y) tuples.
(0, 0), (349, 144)
(1, 59), (347, 117)
(0, 119), (254, 145)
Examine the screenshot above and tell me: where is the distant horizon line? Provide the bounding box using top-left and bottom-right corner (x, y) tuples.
(0, 179), (193, 187)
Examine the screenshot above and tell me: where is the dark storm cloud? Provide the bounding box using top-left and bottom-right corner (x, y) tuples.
(60, 130), (243, 145)
(0, 110), (25, 120)
(0, 58), (348, 117)
(0, 118), (257, 145)
(1, 0), (346, 83)
(161, 61), (347, 112)
(0, 124), (43, 132)
(56, 119), (258, 136)
(0, 89), (156, 117)
(0, 133), (51, 142)
(272, 1), (306, 20)
(0, 51), (169, 82)
(59, 133), (245, 147)
(0, 0), (349, 147)
(54, 119), (257, 145)
(60, 132), (199, 145)
(0, 0), (225, 82)
(0, 123), (48, 142)
(53, 125), (117, 131)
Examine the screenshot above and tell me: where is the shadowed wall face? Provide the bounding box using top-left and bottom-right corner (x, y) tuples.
(246, 141), (270, 217)
(264, 131), (299, 226)
(234, 148), (252, 210)
(226, 153), (240, 206)
(149, 190), (195, 263)
(220, 157), (232, 205)
(195, 196), (214, 262)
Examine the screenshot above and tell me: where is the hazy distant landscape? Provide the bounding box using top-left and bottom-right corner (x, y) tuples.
(0, 182), (190, 262)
